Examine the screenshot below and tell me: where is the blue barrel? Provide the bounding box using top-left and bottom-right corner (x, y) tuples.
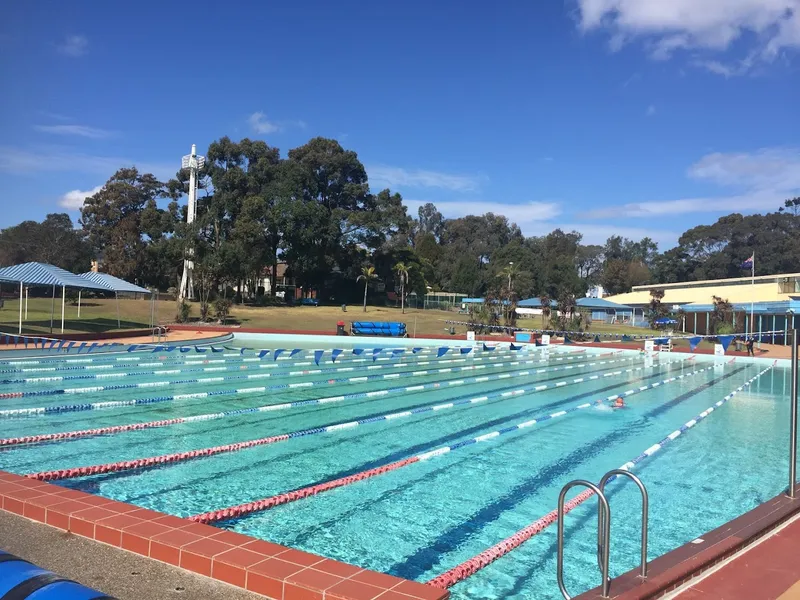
(0, 550), (115, 599)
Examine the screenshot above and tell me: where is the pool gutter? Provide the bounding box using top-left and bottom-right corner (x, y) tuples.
(0, 469), (448, 600)
(574, 482), (800, 600)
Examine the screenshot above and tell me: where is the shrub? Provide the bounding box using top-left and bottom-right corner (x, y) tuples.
(214, 298), (232, 323)
(175, 300), (191, 323)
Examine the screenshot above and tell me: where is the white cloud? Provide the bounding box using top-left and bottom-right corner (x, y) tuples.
(404, 199), (561, 222)
(34, 124), (113, 139)
(404, 198), (674, 244)
(248, 112), (280, 134)
(585, 147), (800, 219)
(56, 35), (88, 57)
(688, 147), (800, 190)
(576, 0), (800, 74)
(646, 104), (656, 116)
(0, 146), (176, 181)
(59, 185), (103, 210)
(370, 166), (483, 192)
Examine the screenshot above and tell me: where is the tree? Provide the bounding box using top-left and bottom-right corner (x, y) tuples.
(779, 197), (800, 216)
(417, 203), (445, 241)
(393, 262), (410, 313)
(81, 168), (172, 281)
(0, 213), (91, 272)
(647, 288), (669, 329)
(497, 262), (520, 292)
(539, 294), (551, 328)
(356, 265), (377, 312)
(710, 295), (734, 334)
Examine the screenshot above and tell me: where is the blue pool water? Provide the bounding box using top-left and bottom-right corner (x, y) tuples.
(0, 338), (794, 599)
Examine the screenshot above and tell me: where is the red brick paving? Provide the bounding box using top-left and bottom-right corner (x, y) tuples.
(675, 515), (800, 600)
(0, 469), (448, 600)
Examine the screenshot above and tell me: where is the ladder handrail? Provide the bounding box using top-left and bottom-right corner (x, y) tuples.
(557, 480), (610, 600)
(598, 469), (649, 580)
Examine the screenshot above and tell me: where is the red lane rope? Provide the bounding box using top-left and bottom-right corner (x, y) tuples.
(427, 488), (595, 589)
(189, 456), (420, 524)
(27, 433), (291, 481)
(1, 418), (185, 447)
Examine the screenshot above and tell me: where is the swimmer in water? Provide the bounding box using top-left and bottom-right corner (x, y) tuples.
(612, 396), (625, 409)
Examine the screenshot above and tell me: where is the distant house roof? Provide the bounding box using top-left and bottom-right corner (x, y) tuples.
(607, 282), (790, 307)
(80, 272), (151, 294)
(576, 297), (631, 310)
(517, 297), (559, 308)
(0, 262), (109, 291)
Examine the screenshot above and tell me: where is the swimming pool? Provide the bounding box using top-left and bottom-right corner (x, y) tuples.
(0, 336), (792, 599)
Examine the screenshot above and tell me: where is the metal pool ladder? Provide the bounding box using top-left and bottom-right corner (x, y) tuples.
(556, 470), (649, 599)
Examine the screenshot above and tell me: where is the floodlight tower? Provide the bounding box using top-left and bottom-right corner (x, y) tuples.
(178, 144), (205, 301)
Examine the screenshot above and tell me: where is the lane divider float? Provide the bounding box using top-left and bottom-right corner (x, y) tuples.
(425, 361), (776, 590)
(25, 355), (674, 480)
(0, 352), (631, 418)
(186, 359), (709, 524)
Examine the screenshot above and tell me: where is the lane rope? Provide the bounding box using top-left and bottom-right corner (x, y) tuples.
(0, 352), (628, 419)
(187, 358), (707, 524)
(24, 355), (676, 480)
(0, 354), (611, 446)
(425, 361), (777, 590)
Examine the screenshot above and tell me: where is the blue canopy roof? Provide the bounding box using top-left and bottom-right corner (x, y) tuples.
(518, 297), (558, 308)
(0, 262), (108, 291)
(577, 297), (632, 310)
(80, 272), (150, 294)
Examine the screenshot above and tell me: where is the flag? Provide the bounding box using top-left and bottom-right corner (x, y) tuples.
(741, 254), (754, 270)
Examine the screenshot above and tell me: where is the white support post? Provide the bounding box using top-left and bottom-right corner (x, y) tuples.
(77, 290), (82, 318)
(18, 281), (23, 335)
(179, 144), (205, 302)
(61, 285), (66, 334)
(24, 286), (28, 319)
(116, 292), (121, 329)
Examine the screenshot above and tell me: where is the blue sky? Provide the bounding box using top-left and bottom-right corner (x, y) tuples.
(1, 0), (798, 248)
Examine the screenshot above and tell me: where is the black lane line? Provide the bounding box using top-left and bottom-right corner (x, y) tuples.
(17, 351), (614, 433)
(387, 366), (747, 581)
(36, 359), (641, 478)
(209, 362), (702, 527)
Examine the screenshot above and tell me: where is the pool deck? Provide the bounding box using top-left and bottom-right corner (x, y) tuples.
(671, 511), (800, 599)
(0, 470), (448, 600)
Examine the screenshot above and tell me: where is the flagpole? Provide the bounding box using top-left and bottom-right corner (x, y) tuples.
(750, 251), (755, 339)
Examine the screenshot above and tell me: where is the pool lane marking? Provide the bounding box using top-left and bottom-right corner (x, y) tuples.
(0, 345), (481, 375)
(425, 361), (776, 590)
(185, 360), (711, 524)
(0, 345), (577, 377)
(0, 352), (629, 418)
(0, 347), (568, 395)
(0, 356), (634, 448)
(24, 355), (677, 479)
(10, 354), (645, 450)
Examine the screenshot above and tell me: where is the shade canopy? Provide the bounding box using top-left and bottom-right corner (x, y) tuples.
(0, 262), (108, 291)
(80, 272), (150, 294)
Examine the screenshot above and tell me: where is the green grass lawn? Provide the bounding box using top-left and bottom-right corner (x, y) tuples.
(0, 296), (653, 340)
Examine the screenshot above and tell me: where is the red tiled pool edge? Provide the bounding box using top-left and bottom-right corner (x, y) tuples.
(574, 483), (800, 600)
(0, 470), (448, 600)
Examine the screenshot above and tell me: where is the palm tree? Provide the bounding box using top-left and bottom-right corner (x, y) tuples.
(356, 266), (377, 313)
(497, 262), (520, 292)
(393, 262), (410, 314)
(539, 293), (551, 328)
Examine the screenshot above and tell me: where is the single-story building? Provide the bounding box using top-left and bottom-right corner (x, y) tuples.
(606, 272), (800, 344)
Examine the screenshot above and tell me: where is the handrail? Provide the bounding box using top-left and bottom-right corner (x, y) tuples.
(789, 328), (797, 499)
(598, 469), (649, 580)
(152, 326), (168, 342)
(557, 480), (610, 599)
